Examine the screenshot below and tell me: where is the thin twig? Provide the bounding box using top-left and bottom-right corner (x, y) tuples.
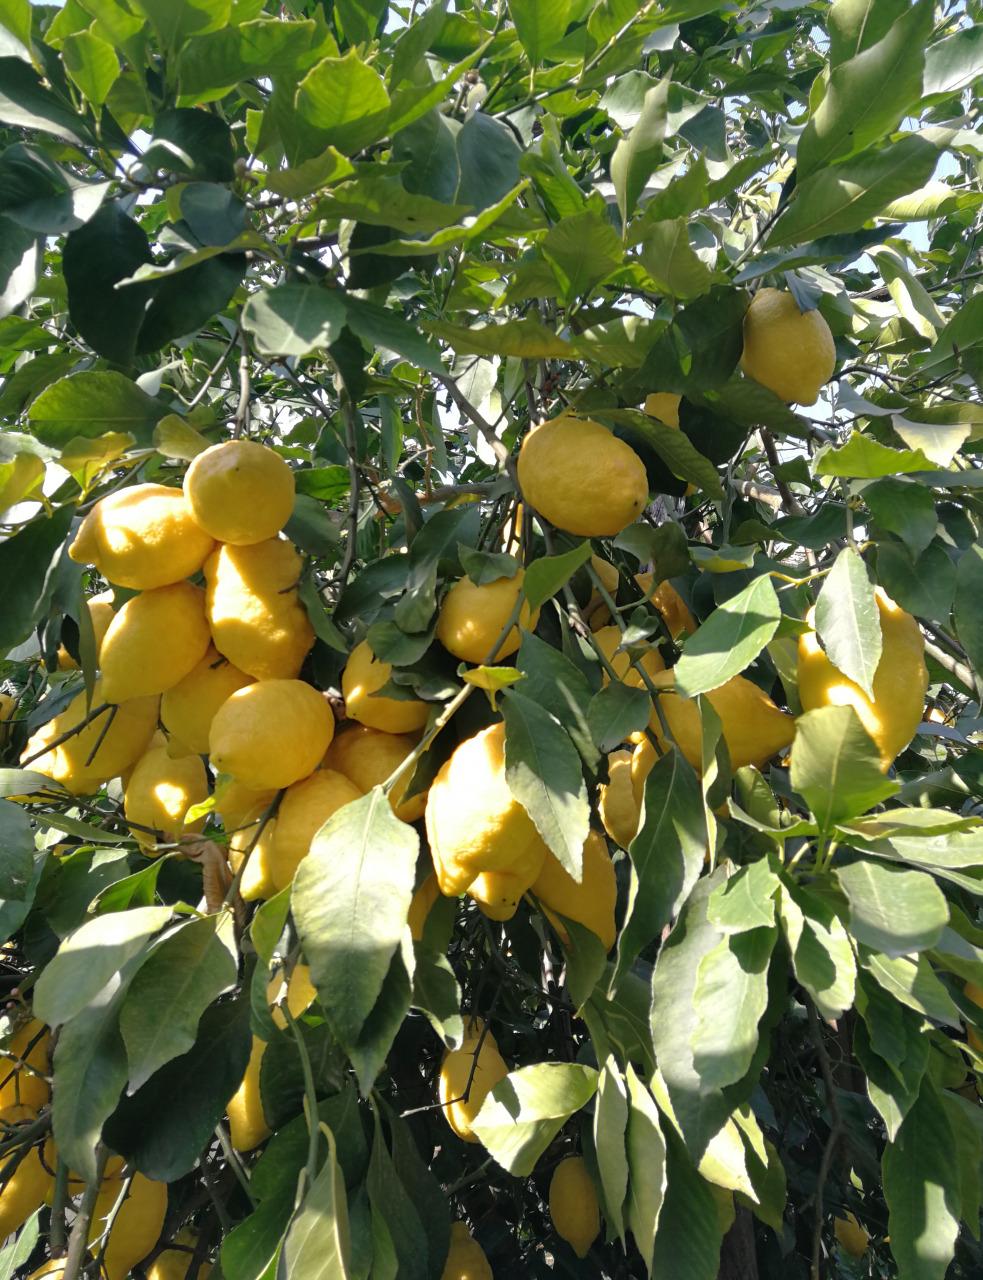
(62, 1146), (110, 1280)
(337, 392), (362, 590)
(232, 330), (252, 440)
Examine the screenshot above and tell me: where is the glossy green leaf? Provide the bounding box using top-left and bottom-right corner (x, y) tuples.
(837, 860), (949, 956)
(674, 574), (780, 697)
(611, 80), (669, 224)
(790, 706), (898, 829)
(814, 546), (881, 699)
(472, 1062), (599, 1176)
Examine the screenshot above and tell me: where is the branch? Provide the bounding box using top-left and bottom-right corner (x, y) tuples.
(436, 374), (518, 485)
(62, 1146), (110, 1280)
(337, 392), (362, 590)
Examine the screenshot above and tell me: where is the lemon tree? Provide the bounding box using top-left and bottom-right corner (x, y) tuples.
(0, 1), (982, 1277)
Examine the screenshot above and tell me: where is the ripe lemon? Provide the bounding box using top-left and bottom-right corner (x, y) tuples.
(425, 723), (548, 896)
(204, 539), (315, 680)
(342, 639), (430, 734)
(146, 1230), (213, 1280)
(227, 1036), (271, 1151)
(324, 724), (426, 823)
(89, 1171), (168, 1280)
(438, 1020), (508, 1143)
(229, 813), (278, 902)
(598, 750), (640, 849)
(161, 647), (254, 757)
(650, 671), (794, 772)
(436, 570), (539, 664)
(268, 964), (318, 1029)
(0, 690), (15, 740)
(593, 625), (665, 687)
(532, 830), (617, 951)
(741, 288), (836, 405)
(517, 415), (648, 537)
(209, 679), (335, 791)
(184, 439), (295, 545)
(797, 588), (927, 769)
(0, 1106), (51, 1241)
(124, 743), (209, 850)
(215, 778), (277, 832)
(408, 873), (440, 941)
(57, 590), (116, 670)
(834, 1212), (869, 1258)
(268, 769), (363, 891)
(441, 1221), (492, 1279)
(549, 1156), (600, 1259)
(21, 680), (158, 793)
(644, 392), (681, 427)
(27, 1261), (67, 1279)
(100, 583), (211, 704)
(590, 572), (697, 640)
(467, 862), (540, 921)
(0, 1018), (50, 1112)
(69, 483), (214, 589)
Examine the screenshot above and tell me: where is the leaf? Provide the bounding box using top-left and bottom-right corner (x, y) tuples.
(777, 882), (856, 1022)
(854, 1012), (927, 1140)
(0, 57), (93, 145)
(0, 216), (40, 320)
(768, 135), (940, 248)
(863, 477), (938, 557)
(292, 788), (417, 1056)
(471, 1062), (599, 1176)
(613, 748), (706, 988)
(33, 905), (171, 1027)
(624, 1065), (667, 1274)
(516, 631), (599, 771)
(673, 575), (780, 697)
(797, 0), (933, 177)
(501, 689), (590, 880)
(837, 860), (949, 956)
(827, 0), (910, 65)
(63, 202), (154, 366)
(814, 547), (882, 699)
(143, 107), (235, 182)
(423, 317), (573, 359)
(241, 283), (346, 357)
(0, 798), (35, 900)
(0, 142), (109, 234)
(611, 80), (669, 224)
(813, 429), (936, 478)
(28, 370), (167, 447)
(954, 542), (983, 691)
(639, 218), (715, 300)
(455, 111), (522, 213)
(521, 540), (592, 611)
(542, 209), (623, 305)
(0, 1207), (39, 1280)
(177, 18), (324, 96)
(508, 0), (570, 63)
(281, 1124), (352, 1279)
(923, 25), (983, 98)
(602, 408), (723, 497)
(882, 1080), (960, 1280)
(365, 1112), (428, 1280)
(790, 706), (898, 830)
(707, 857), (780, 934)
(130, 0), (229, 52)
(673, 288), (750, 392)
(343, 297), (444, 375)
(691, 926), (776, 1091)
(593, 1060), (630, 1242)
(296, 49), (390, 156)
(62, 28), (118, 105)
(651, 1130), (724, 1280)
(587, 681), (650, 754)
(411, 944), (463, 1049)
(118, 914), (237, 1092)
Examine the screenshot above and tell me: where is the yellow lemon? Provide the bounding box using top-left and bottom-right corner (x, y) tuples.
(69, 483), (214, 589)
(741, 287), (836, 405)
(0, 1107), (51, 1241)
(0, 1018), (50, 1112)
(436, 570), (539, 665)
(651, 671), (794, 772)
(161, 647), (254, 757)
(797, 588), (927, 769)
(324, 724), (426, 823)
(532, 830), (617, 951)
(644, 392), (681, 427)
(57, 590), (116, 670)
(0, 690), (15, 740)
(27, 1261), (66, 1279)
(590, 572), (697, 640)
(517, 415), (648, 537)
(215, 778), (278, 832)
(226, 1036), (271, 1152)
(268, 964), (318, 1029)
(146, 1231), (212, 1280)
(204, 539), (315, 680)
(834, 1212), (869, 1258)
(441, 1221), (492, 1279)
(408, 873), (441, 941)
(598, 750), (640, 849)
(269, 769), (363, 891)
(124, 744), (209, 850)
(89, 1172), (168, 1280)
(342, 640), (430, 734)
(593, 625), (665, 687)
(438, 1021), (508, 1143)
(209, 680), (335, 791)
(424, 723), (548, 897)
(21, 681), (158, 793)
(229, 813), (278, 902)
(549, 1156), (600, 1259)
(184, 439), (295, 545)
(100, 583), (211, 704)
(467, 864), (539, 921)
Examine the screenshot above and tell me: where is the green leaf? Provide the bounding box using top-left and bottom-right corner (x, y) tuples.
(798, 0), (933, 177)
(954, 542), (983, 691)
(813, 429), (936, 478)
(0, 1207), (39, 1280)
(768, 135), (940, 248)
(455, 111), (521, 213)
(862, 951), (961, 1026)
(143, 107), (236, 182)
(0, 142), (109, 234)
(790, 706), (898, 830)
(365, 1111), (428, 1280)
(691, 926), (776, 1091)
(542, 209), (623, 305)
(509, 0), (570, 63)
(423, 317), (573, 359)
(296, 49), (391, 156)
(63, 202), (154, 366)
(863, 477), (938, 557)
(394, 505), (479, 633)
(814, 547), (881, 699)
(501, 689), (590, 880)
(624, 1065), (667, 1274)
(673, 288), (750, 392)
(923, 25), (983, 98)
(837, 860), (949, 956)
(828, 0), (909, 65)
(602, 408), (723, 497)
(177, 19), (323, 97)
(611, 80), (669, 224)
(707, 857), (780, 934)
(62, 28), (118, 104)
(131, 0), (229, 50)
(28, 370), (167, 447)
(521, 539), (592, 611)
(281, 1123), (352, 1279)
(639, 218), (715, 300)
(343, 297), (444, 375)
(593, 1059), (630, 1242)
(854, 1011), (927, 1140)
(118, 914), (237, 1092)
(411, 944), (463, 1049)
(241, 283), (346, 358)
(0, 216), (40, 320)
(471, 1062), (599, 1176)
(882, 1080), (960, 1280)
(292, 788), (417, 1059)
(651, 1130), (724, 1280)
(516, 631), (599, 771)
(877, 541), (956, 623)
(0, 799), (37, 900)
(673, 574), (780, 697)
(457, 546), (519, 588)
(587, 681), (650, 754)
(777, 882), (856, 1022)
(0, 57), (94, 145)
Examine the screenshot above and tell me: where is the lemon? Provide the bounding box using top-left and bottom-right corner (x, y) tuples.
(184, 439), (295, 545)
(100, 583), (211, 704)
(532, 830), (617, 951)
(441, 1221), (493, 1279)
(593, 624), (665, 687)
(27, 1261), (67, 1279)
(0, 1106), (51, 1241)
(57, 589), (116, 670)
(268, 964), (318, 1029)
(216, 778), (278, 832)
(435, 570), (539, 664)
(268, 769), (363, 891)
(161, 647), (254, 757)
(741, 288), (836, 405)
(209, 679), (335, 791)
(797, 588), (927, 769)
(650, 671), (794, 772)
(644, 392), (681, 427)
(517, 414), (648, 537)
(408, 873), (440, 941)
(146, 1230), (213, 1280)
(438, 1020), (508, 1143)
(342, 639), (430, 734)
(467, 865), (538, 921)
(69, 483), (214, 590)
(424, 723), (548, 896)
(204, 538), (315, 681)
(598, 750), (640, 849)
(229, 813), (278, 902)
(21, 680), (158, 793)
(834, 1212), (869, 1258)
(0, 1017), (50, 1112)
(227, 1036), (271, 1151)
(0, 690), (15, 738)
(324, 724), (426, 822)
(549, 1156), (600, 1259)
(89, 1172), (168, 1280)
(124, 743), (209, 850)
(590, 572), (697, 640)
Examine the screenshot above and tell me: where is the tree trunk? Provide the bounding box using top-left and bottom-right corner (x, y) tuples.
(718, 1209), (759, 1280)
